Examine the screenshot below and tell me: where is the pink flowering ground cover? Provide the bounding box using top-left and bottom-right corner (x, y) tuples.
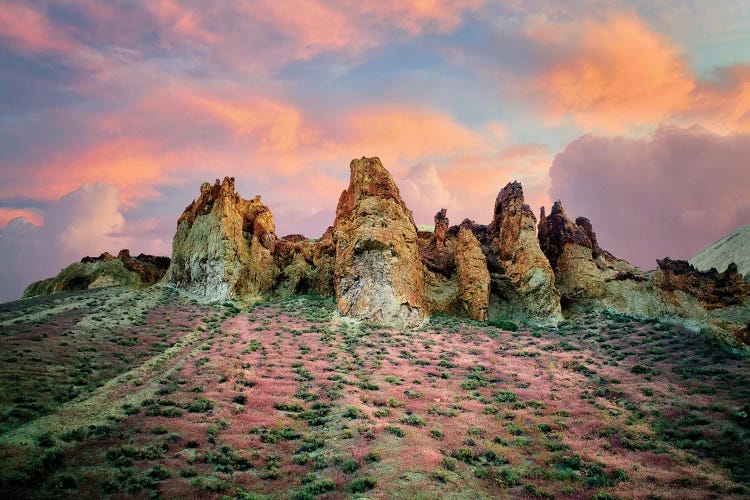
(0, 291), (748, 499)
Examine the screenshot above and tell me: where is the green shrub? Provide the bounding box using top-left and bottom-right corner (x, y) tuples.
(488, 318), (519, 331)
(385, 426), (405, 437)
(341, 460), (359, 474)
(495, 390), (519, 403)
(188, 397), (215, 413)
(402, 414), (426, 427)
(348, 476), (376, 493)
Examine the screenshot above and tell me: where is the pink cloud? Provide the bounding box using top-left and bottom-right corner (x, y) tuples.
(342, 105), (481, 171)
(549, 125), (750, 269)
(0, 2), (77, 54)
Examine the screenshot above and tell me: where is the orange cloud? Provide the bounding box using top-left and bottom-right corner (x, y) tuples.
(684, 64), (750, 133)
(343, 105), (481, 171)
(530, 14), (694, 131)
(0, 139), (169, 208)
(177, 92), (318, 154)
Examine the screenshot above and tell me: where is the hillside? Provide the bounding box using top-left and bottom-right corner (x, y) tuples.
(690, 225), (750, 279)
(2, 156), (749, 498)
(0, 287), (748, 498)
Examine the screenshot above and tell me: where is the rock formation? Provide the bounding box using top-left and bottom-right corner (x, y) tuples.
(163, 177), (278, 301)
(657, 258), (749, 309)
(24, 250), (169, 298)
(455, 227), (490, 320)
(538, 201), (750, 350)
(332, 157), (426, 327)
(271, 231), (335, 298)
(484, 182), (562, 324)
(21, 155), (750, 349)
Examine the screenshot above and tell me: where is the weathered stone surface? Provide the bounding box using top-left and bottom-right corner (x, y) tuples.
(434, 208), (449, 250)
(538, 201), (597, 271)
(418, 209), (455, 276)
(271, 232), (336, 297)
(24, 249), (169, 298)
(538, 201), (750, 350)
(657, 258), (749, 309)
(455, 227), (490, 320)
(539, 200), (672, 314)
(24, 259), (141, 297)
(485, 182), (562, 324)
(116, 249), (170, 284)
(164, 176), (278, 301)
(333, 157), (426, 327)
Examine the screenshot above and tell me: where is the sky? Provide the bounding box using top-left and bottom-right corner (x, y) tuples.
(2, 0), (750, 301)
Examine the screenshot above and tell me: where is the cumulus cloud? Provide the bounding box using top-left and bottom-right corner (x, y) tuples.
(529, 14), (694, 131)
(0, 183), (152, 302)
(398, 163), (457, 226)
(549, 125), (750, 269)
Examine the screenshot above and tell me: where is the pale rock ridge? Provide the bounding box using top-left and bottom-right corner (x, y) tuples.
(690, 225), (750, 278)
(24, 249), (169, 298)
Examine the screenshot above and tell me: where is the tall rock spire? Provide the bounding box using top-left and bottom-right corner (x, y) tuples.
(332, 157), (426, 327)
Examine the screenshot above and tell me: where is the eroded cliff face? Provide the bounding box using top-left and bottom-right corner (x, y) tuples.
(332, 157), (426, 327)
(164, 177), (278, 301)
(485, 182), (563, 325)
(538, 201), (750, 349)
(455, 227), (490, 321)
(24, 250), (169, 298)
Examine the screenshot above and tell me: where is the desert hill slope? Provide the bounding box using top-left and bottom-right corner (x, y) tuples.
(0, 288), (749, 498)
(690, 225), (750, 278)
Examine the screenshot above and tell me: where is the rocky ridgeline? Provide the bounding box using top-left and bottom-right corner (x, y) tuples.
(23, 156), (750, 348)
(24, 249), (169, 297)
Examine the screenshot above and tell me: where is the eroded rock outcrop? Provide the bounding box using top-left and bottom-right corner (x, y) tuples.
(538, 201), (750, 350)
(333, 157), (426, 327)
(24, 250), (169, 298)
(455, 227), (490, 320)
(271, 231), (336, 297)
(539, 200), (678, 314)
(164, 177), (279, 301)
(658, 258), (749, 309)
(485, 182), (562, 324)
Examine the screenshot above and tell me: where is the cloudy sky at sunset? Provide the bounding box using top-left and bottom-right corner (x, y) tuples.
(2, 0), (750, 301)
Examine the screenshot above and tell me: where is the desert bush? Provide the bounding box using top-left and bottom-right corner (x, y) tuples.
(348, 476), (376, 493)
(488, 318), (519, 331)
(188, 397), (215, 413)
(402, 414), (426, 426)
